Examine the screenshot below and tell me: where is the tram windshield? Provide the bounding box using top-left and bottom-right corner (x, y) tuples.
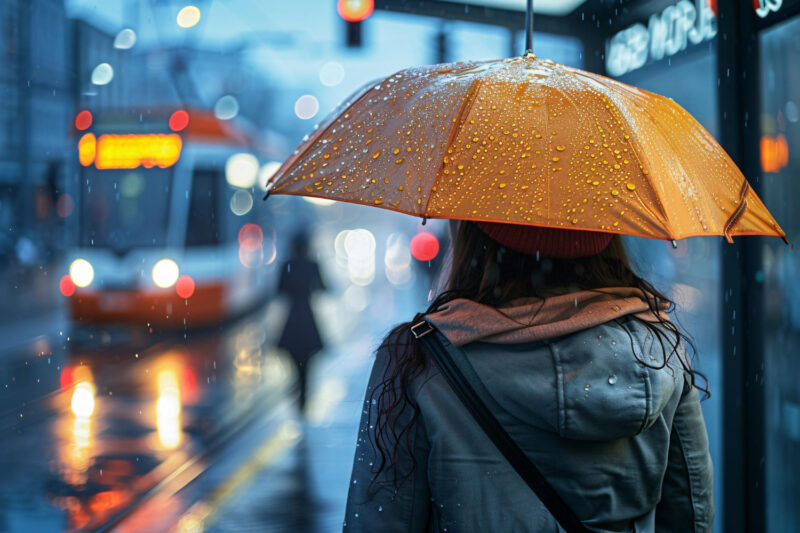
(80, 168), (173, 251)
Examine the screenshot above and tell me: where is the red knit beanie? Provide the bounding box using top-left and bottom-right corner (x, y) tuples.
(476, 221), (613, 259)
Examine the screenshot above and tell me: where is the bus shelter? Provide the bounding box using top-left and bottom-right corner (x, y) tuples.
(374, 1), (800, 531)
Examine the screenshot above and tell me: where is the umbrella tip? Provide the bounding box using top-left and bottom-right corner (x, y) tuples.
(671, 240), (678, 249)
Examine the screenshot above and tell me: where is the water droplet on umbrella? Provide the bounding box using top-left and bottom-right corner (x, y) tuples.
(626, 183), (636, 190)
(608, 375), (617, 385)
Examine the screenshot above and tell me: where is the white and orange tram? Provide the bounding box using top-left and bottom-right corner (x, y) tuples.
(61, 107), (279, 328)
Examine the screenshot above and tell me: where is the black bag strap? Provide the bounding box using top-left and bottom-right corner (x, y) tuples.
(410, 315), (592, 533)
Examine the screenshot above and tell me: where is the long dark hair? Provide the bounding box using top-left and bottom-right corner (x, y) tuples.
(368, 221), (708, 489)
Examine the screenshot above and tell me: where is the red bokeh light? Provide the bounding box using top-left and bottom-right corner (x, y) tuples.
(175, 275), (195, 299)
(60, 275), (76, 297)
(337, 0), (373, 22)
(169, 110), (190, 132)
(238, 223), (263, 252)
(410, 232), (439, 261)
(75, 110), (93, 131)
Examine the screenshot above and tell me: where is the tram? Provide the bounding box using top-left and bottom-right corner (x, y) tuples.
(61, 107), (278, 328)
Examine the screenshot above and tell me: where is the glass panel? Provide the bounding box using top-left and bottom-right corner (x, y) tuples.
(616, 48), (723, 532)
(759, 17), (800, 533)
(80, 168), (172, 250)
(186, 169), (221, 247)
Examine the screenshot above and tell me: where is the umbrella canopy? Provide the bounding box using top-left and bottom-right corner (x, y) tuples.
(265, 55), (787, 244)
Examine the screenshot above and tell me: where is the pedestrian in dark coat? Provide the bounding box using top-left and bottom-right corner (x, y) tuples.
(277, 231), (326, 413)
(344, 221), (713, 532)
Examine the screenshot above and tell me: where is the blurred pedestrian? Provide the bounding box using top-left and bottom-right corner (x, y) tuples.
(344, 222), (713, 532)
(277, 230), (326, 414)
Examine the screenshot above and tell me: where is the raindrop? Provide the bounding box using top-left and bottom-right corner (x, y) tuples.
(608, 375), (617, 385)
(584, 384), (591, 391)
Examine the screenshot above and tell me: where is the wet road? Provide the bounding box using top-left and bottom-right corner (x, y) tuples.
(0, 291), (412, 532)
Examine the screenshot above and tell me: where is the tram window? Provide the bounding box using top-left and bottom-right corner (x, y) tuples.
(80, 169), (171, 250)
(186, 169), (221, 247)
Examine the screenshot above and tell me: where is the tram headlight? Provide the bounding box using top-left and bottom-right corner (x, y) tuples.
(152, 259), (180, 288)
(69, 259), (94, 288)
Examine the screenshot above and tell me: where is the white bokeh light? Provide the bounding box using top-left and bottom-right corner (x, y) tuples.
(319, 62), (345, 87)
(225, 153), (259, 188)
(113, 28), (136, 49)
(69, 258), (94, 288)
(230, 189), (254, 216)
(91, 63), (114, 85)
(294, 95), (319, 120)
(152, 259), (180, 288)
(344, 229), (376, 286)
(177, 5), (201, 28)
(71, 382), (95, 418)
(214, 95), (239, 120)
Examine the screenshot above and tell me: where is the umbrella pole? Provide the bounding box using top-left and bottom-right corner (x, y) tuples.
(524, 0), (534, 55)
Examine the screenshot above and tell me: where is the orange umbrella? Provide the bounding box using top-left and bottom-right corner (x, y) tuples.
(265, 55), (787, 244)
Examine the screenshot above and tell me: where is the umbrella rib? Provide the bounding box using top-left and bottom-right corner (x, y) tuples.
(425, 78), (482, 218)
(572, 71), (675, 235)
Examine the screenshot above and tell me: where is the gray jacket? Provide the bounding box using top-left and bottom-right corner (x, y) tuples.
(344, 317), (713, 532)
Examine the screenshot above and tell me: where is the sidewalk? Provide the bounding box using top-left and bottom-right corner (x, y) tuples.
(194, 337), (375, 533)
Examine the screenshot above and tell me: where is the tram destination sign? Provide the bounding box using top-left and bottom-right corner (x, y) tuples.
(605, 0), (717, 77)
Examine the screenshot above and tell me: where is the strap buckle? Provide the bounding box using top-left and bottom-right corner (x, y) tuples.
(410, 320), (434, 339)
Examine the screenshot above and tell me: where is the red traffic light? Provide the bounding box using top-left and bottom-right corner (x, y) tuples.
(337, 0), (373, 22)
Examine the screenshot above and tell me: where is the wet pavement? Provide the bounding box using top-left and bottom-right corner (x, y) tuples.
(1, 289), (416, 533)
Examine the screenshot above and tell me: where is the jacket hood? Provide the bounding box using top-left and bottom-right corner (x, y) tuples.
(425, 288), (682, 441)
(426, 287), (670, 347)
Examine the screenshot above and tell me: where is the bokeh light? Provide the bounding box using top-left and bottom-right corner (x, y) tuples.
(175, 275), (195, 299)
(176, 5), (201, 28)
(91, 63), (114, 85)
(238, 223), (263, 251)
(69, 258), (94, 288)
(410, 231), (439, 261)
(169, 110), (190, 131)
(294, 95), (319, 120)
(319, 62), (345, 87)
(71, 382), (95, 418)
(225, 153), (259, 188)
(59, 275), (76, 297)
(344, 229), (376, 286)
(74, 110), (92, 131)
(152, 259), (180, 288)
(214, 95), (239, 120)
(113, 28), (136, 49)
(230, 189), (254, 215)
(385, 233), (413, 286)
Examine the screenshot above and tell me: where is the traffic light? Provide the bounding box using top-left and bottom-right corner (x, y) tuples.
(337, 0), (373, 48)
